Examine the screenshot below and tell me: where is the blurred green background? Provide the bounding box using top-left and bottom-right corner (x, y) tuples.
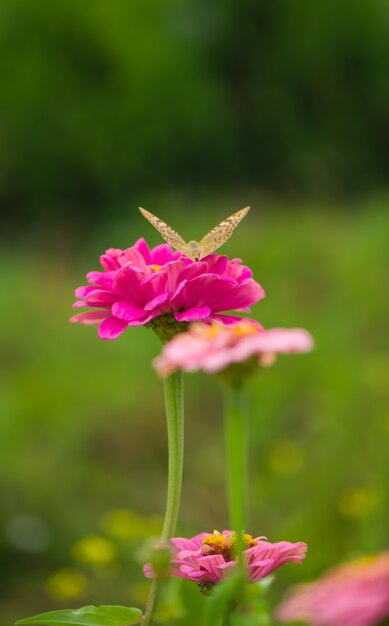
(1, 0), (389, 623)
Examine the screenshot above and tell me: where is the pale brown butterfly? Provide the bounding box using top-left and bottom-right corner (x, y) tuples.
(139, 206), (250, 261)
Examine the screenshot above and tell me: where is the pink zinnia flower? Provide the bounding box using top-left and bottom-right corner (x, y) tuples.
(276, 552), (389, 626)
(71, 239), (264, 340)
(144, 530), (307, 594)
(153, 321), (314, 377)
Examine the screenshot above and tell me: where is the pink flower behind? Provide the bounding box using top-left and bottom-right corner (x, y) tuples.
(71, 239), (264, 340)
(153, 321), (314, 377)
(144, 530), (307, 593)
(276, 552), (389, 626)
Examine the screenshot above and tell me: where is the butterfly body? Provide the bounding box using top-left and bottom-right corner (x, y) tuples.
(139, 206), (250, 261)
(187, 241), (202, 262)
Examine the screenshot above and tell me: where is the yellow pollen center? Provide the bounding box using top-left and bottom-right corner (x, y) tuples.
(202, 325), (223, 338)
(349, 554), (378, 565)
(201, 531), (257, 561)
(150, 264), (161, 272)
(201, 322), (260, 340)
(233, 322), (260, 336)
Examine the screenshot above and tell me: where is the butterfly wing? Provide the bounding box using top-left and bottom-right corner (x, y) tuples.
(139, 207), (188, 254)
(199, 206), (250, 256)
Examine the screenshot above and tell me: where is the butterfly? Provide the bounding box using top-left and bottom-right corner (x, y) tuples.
(138, 206), (250, 261)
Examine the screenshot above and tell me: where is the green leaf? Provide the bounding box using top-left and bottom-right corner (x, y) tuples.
(253, 575), (275, 594)
(15, 605), (143, 626)
(204, 571), (245, 626)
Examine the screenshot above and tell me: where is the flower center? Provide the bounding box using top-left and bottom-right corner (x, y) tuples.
(201, 530), (257, 561)
(344, 554), (382, 576)
(351, 555), (378, 567)
(233, 322), (261, 336)
(201, 321), (260, 340)
(150, 264), (161, 272)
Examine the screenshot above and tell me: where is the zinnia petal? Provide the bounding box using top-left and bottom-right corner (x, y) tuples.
(154, 322), (313, 377)
(70, 310), (111, 325)
(174, 306), (211, 322)
(112, 301), (148, 321)
(71, 239), (263, 341)
(144, 530), (307, 589)
(276, 551), (389, 626)
(98, 317), (129, 340)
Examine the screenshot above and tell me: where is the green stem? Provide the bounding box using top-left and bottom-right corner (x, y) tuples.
(222, 609), (232, 626)
(144, 371), (184, 625)
(224, 384), (248, 557)
(161, 371), (184, 540)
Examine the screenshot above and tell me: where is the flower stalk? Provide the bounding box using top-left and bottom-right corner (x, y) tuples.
(224, 383), (248, 558)
(144, 371), (184, 625)
(161, 371), (184, 540)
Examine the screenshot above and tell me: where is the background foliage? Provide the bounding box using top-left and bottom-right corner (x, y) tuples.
(2, 0), (389, 226)
(1, 0), (388, 624)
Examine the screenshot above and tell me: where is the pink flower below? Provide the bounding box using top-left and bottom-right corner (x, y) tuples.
(71, 239), (264, 340)
(144, 530), (307, 591)
(153, 321), (314, 377)
(276, 551), (389, 626)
